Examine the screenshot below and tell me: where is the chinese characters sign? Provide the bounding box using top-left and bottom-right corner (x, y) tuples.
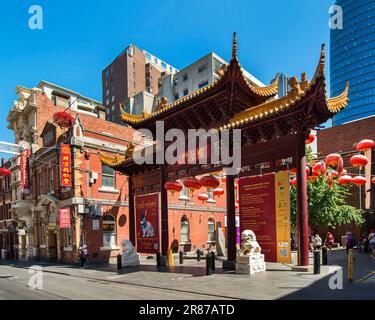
(238, 172), (291, 263)
(59, 208), (71, 228)
(20, 147), (31, 195)
(135, 193), (160, 254)
(60, 144), (72, 187)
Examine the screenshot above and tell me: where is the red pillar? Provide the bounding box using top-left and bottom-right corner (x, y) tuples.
(128, 176), (135, 246)
(224, 174), (236, 268)
(160, 165), (169, 256)
(296, 133), (309, 266)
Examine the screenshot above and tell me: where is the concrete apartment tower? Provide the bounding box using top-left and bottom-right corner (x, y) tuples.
(102, 44), (178, 124)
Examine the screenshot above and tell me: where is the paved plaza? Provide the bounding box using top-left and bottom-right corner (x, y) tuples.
(0, 249), (374, 300)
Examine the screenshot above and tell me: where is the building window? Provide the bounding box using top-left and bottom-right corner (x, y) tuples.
(183, 73), (188, 81)
(198, 63), (208, 73)
(174, 94), (179, 100)
(161, 61), (167, 69)
(208, 218), (215, 242)
(183, 89), (189, 96)
(180, 216), (190, 243)
(64, 228), (73, 248)
(103, 215), (116, 246)
(198, 80), (209, 89)
(52, 92), (70, 108)
(80, 230), (87, 247)
(145, 52), (151, 61)
(154, 57), (158, 64)
(102, 165), (115, 188)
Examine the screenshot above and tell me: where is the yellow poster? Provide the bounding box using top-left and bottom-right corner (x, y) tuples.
(275, 171), (291, 263)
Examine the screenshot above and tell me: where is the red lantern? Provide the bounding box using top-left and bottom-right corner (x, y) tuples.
(313, 161), (326, 176)
(328, 172), (333, 189)
(372, 177), (375, 184)
(337, 158), (344, 176)
(330, 170), (339, 178)
(349, 154), (369, 168)
(197, 193), (209, 203)
(235, 203), (239, 209)
(356, 139), (375, 152)
(53, 111), (75, 128)
(290, 178), (297, 185)
(164, 180), (182, 195)
(338, 175), (352, 184)
(221, 177), (226, 183)
(213, 187), (224, 198)
(183, 177), (202, 194)
(200, 175), (220, 190)
(326, 153), (342, 167)
(0, 168), (11, 176)
(305, 133), (315, 145)
(351, 176), (366, 185)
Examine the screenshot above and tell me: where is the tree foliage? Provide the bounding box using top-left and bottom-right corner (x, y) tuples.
(290, 148), (364, 230)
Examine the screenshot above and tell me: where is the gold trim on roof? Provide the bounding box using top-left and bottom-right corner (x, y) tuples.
(245, 74), (279, 97)
(98, 149), (126, 166)
(327, 82), (349, 112)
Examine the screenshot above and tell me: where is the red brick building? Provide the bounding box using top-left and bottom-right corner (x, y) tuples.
(317, 116), (375, 241)
(0, 159), (15, 259)
(5, 82), (228, 264)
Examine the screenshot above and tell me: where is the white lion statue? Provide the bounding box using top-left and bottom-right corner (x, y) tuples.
(240, 230), (261, 256)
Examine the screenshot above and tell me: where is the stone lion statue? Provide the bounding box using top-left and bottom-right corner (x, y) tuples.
(240, 230), (261, 256)
(121, 240), (140, 266)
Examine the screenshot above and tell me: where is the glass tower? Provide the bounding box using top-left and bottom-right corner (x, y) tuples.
(331, 0), (375, 125)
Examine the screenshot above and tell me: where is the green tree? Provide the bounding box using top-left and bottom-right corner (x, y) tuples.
(290, 147), (364, 230)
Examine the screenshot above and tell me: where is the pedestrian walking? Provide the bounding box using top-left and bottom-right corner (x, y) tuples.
(313, 234), (322, 251)
(345, 232), (357, 254)
(324, 232), (334, 253)
(368, 228), (375, 259)
(79, 245), (89, 269)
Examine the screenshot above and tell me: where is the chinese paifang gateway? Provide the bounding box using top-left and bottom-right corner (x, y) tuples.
(99, 33), (349, 267)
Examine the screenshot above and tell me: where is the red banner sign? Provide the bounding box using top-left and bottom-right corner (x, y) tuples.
(60, 144), (72, 187)
(135, 193), (160, 253)
(59, 208), (71, 228)
(239, 174), (277, 262)
(20, 148), (31, 195)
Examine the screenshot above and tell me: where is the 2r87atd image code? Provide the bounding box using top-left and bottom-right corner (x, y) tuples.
(182, 304), (235, 316)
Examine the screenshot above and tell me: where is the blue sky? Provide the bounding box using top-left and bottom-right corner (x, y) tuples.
(0, 0), (334, 158)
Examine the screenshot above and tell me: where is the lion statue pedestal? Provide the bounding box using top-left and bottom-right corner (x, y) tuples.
(235, 230), (266, 275)
(121, 240), (140, 267)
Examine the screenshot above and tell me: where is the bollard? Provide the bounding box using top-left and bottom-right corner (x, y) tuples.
(211, 251), (215, 271)
(206, 253), (213, 275)
(197, 249), (201, 262)
(156, 253), (161, 268)
(322, 246), (328, 265)
(179, 251), (184, 264)
(168, 249), (174, 267)
(313, 250), (320, 274)
(348, 249), (353, 283)
(117, 254), (122, 270)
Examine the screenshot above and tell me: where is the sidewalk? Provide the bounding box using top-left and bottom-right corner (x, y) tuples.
(1, 248), (373, 299)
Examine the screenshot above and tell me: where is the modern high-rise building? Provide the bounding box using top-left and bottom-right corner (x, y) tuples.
(102, 44), (178, 124)
(121, 52), (266, 117)
(272, 73), (289, 97)
(330, 0), (375, 125)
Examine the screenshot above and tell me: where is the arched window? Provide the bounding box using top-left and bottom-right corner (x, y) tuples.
(103, 215), (116, 246)
(208, 218), (215, 242)
(180, 216), (190, 243)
